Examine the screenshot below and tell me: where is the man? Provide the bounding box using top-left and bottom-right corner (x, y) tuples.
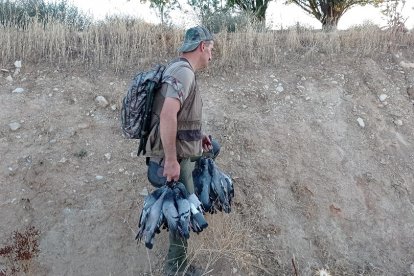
(144, 26), (215, 275)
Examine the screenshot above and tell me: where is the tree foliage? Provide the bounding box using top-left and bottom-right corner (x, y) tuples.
(0, 0), (91, 29)
(227, 0), (270, 21)
(132, 0), (179, 25)
(381, 0), (407, 30)
(287, 0), (384, 29)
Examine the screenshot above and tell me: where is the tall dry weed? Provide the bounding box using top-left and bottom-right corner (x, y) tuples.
(1, 19), (413, 72)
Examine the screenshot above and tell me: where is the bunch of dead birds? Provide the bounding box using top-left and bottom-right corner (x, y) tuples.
(136, 157), (234, 249)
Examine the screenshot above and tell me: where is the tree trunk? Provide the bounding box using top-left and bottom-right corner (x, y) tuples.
(322, 15), (339, 31)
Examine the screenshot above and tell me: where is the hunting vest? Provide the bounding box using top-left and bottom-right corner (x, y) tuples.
(144, 58), (203, 158)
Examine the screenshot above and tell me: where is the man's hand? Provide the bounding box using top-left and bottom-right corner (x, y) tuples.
(163, 159), (180, 182)
(202, 134), (213, 152)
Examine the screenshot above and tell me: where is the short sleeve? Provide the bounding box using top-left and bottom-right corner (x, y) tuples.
(162, 65), (194, 106)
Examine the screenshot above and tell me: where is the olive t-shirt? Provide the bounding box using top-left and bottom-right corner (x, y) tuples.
(160, 59), (194, 106)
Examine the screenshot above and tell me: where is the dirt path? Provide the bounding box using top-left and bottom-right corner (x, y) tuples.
(1, 51), (413, 275)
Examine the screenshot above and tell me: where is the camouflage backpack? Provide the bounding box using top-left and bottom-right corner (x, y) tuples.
(121, 59), (192, 156)
(121, 64), (166, 156)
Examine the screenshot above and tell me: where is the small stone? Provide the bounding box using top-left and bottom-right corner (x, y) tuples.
(232, 268), (238, 274)
(9, 122), (21, 131)
(111, 104), (117, 111)
(285, 95), (291, 100)
(109, 82), (114, 85)
(96, 175), (104, 180)
(379, 94), (388, 102)
(140, 188), (149, 196)
(104, 153), (111, 160)
(394, 119), (403, 126)
(12, 88), (25, 93)
(296, 85), (305, 92)
(276, 85), (284, 93)
(357, 117), (365, 128)
(14, 60), (22, 68)
(95, 96), (109, 107)
(53, 88), (59, 91)
(242, 105), (247, 109)
(410, 263), (414, 273)
(6, 76), (13, 82)
(58, 158), (67, 163)
(305, 97), (311, 101)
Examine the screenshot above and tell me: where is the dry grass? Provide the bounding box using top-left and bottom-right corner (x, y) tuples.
(1, 19), (413, 72)
(183, 212), (286, 275)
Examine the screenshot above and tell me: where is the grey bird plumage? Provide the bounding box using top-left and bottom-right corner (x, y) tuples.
(137, 187), (167, 249)
(162, 188), (179, 238)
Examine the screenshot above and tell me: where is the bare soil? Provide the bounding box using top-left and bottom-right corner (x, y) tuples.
(1, 50), (414, 275)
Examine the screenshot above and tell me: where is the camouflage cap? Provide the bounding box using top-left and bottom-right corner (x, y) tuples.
(178, 26), (213, 53)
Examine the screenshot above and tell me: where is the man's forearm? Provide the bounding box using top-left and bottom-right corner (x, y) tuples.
(160, 112), (178, 162)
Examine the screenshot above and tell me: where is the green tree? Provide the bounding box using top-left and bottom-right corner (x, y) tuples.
(129, 0), (179, 25)
(227, 0), (270, 22)
(286, 0), (384, 30)
(381, 0), (407, 30)
(0, 0), (90, 29)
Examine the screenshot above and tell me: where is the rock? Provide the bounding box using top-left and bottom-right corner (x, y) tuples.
(13, 68), (20, 76)
(104, 153), (111, 160)
(111, 104), (117, 111)
(9, 122), (21, 131)
(276, 85), (284, 93)
(14, 60), (22, 68)
(400, 61), (414, 69)
(232, 268), (238, 274)
(305, 97), (311, 101)
(96, 175), (104, 180)
(58, 158), (68, 163)
(394, 119), (403, 126)
(357, 117), (365, 128)
(1, 68), (9, 73)
(6, 75), (13, 82)
(140, 187), (149, 196)
(379, 94), (388, 102)
(95, 96), (109, 107)
(12, 87), (25, 93)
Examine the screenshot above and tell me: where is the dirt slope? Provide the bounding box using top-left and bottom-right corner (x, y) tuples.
(1, 50), (413, 275)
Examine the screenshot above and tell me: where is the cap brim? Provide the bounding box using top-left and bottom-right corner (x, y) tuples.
(178, 41), (200, 53)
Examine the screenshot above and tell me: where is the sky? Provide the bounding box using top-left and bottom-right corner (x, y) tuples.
(70, 0), (414, 30)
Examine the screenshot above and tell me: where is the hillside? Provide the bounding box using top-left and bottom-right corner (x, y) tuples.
(1, 45), (414, 275)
